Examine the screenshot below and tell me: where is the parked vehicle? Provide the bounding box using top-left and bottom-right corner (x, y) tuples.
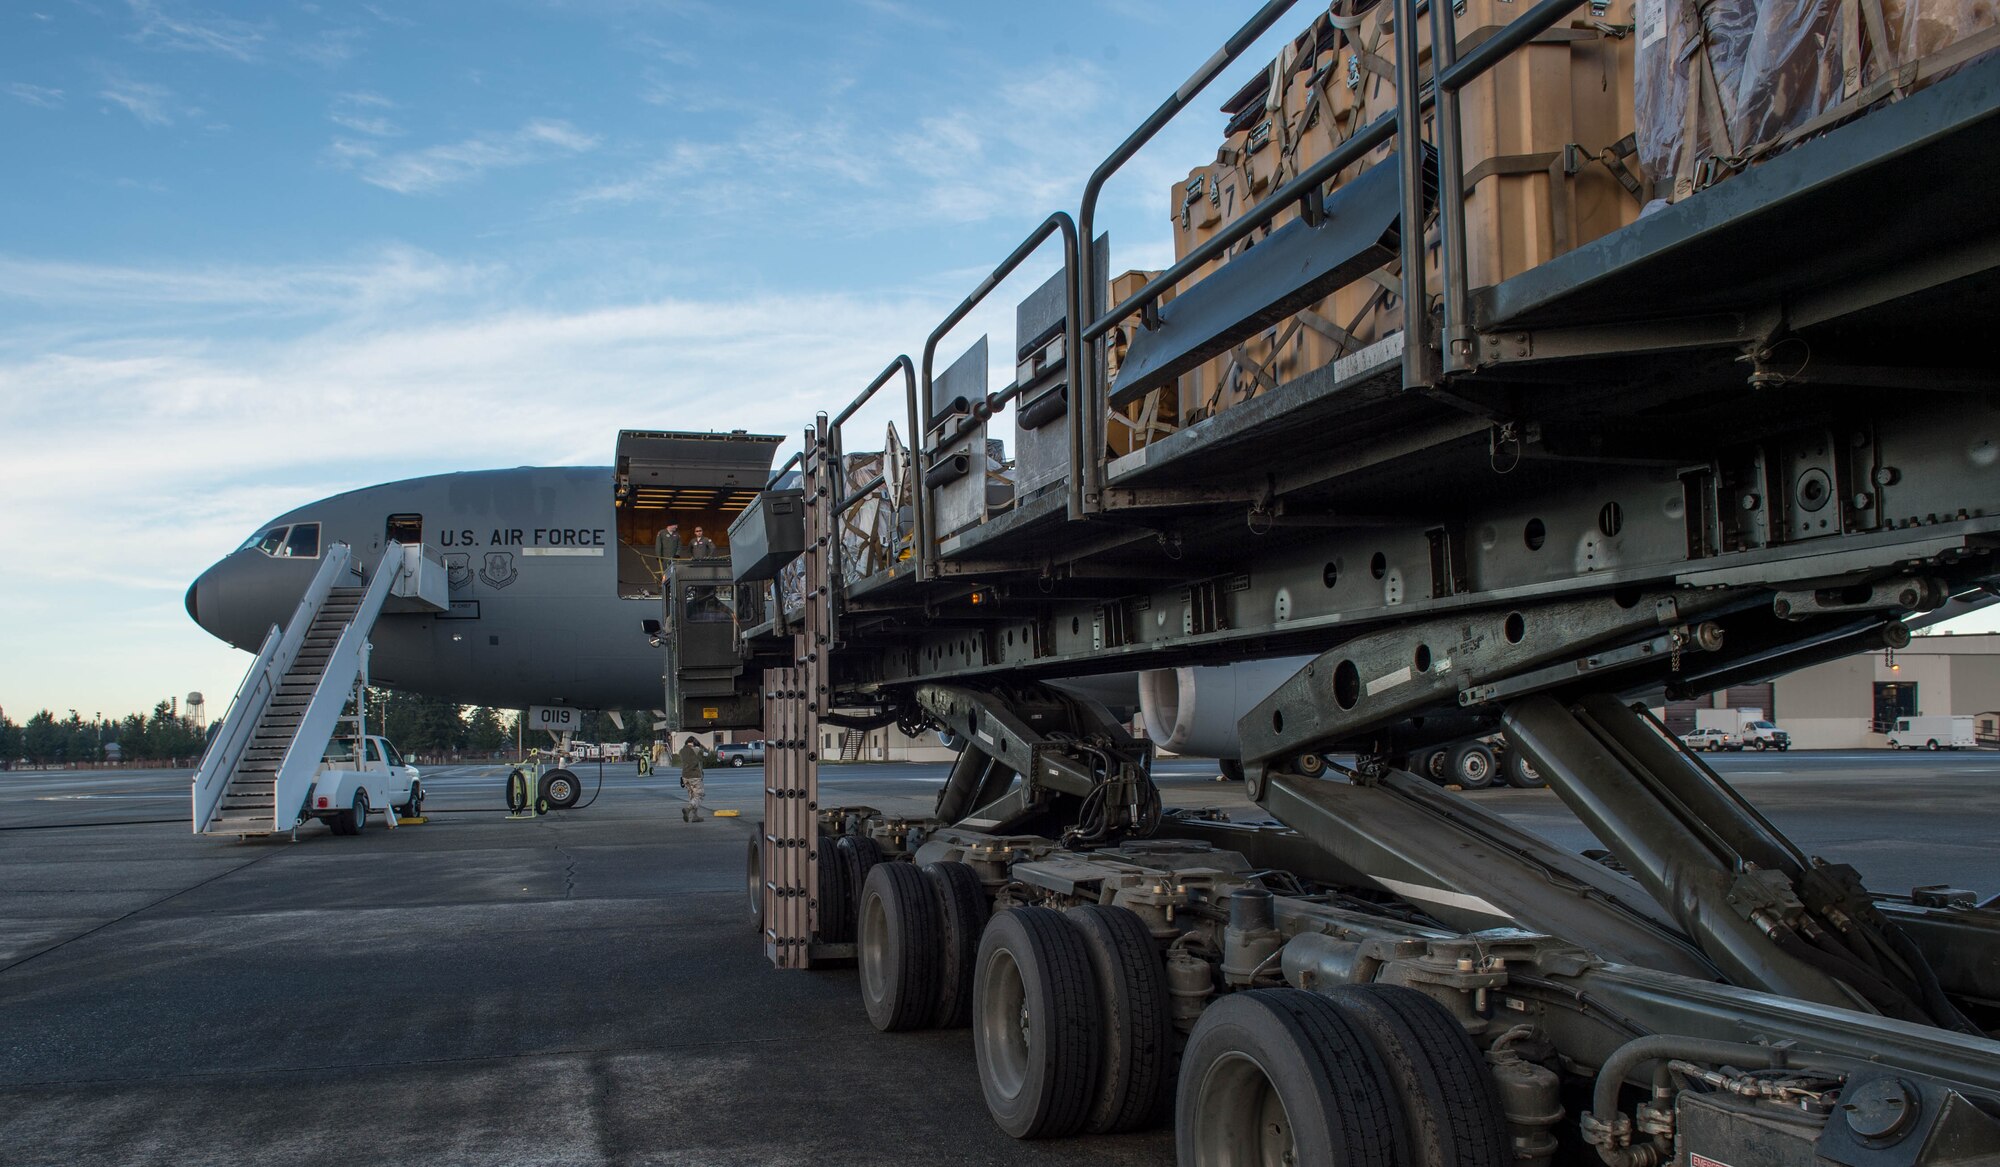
(1696, 708), (1790, 750)
(1885, 715), (1976, 751)
(309, 735), (422, 834)
(1680, 726), (1740, 752)
(715, 741), (766, 767)
(1739, 719), (1791, 750)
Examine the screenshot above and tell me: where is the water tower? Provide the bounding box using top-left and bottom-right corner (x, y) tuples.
(187, 692), (206, 731)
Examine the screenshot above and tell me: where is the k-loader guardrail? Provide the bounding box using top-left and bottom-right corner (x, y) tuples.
(677, 2), (2000, 1163)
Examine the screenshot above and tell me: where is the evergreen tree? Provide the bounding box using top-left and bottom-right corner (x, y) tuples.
(466, 706), (507, 751)
(22, 711), (59, 764)
(0, 707), (18, 762)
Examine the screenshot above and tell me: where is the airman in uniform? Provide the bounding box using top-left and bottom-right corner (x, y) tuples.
(677, 735), (706, 821)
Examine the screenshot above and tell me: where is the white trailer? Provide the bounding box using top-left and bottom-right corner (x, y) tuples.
(1884, 716), (1975, 751)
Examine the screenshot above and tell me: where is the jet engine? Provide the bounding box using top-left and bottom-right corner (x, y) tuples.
(1136, 658), (1307, 760)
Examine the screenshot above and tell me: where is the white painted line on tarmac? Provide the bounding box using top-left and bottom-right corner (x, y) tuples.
(36, 794), (184, 801)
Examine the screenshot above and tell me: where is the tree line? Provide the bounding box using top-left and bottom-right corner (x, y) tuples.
(2, 693), (661, 767)
(0, 702), (210, 767)
(367, 691), (657, 758)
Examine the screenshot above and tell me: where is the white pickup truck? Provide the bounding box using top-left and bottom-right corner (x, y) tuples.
(306, 735), (424, 835)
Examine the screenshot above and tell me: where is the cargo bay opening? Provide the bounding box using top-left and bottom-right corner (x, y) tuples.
(611, 429), (784, 598)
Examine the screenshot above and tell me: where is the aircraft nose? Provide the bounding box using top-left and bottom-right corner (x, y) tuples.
(185, 578), (200, 626)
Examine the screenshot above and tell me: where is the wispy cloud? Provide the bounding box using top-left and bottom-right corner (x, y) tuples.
(296, 26), (365, 67)
(0, 246), (485, 317)
(126, 0), (264, 61)
(362, 4), (415, 28)
(854, 0), (949, 29)
(332, 119), (602, 195)
(98, 74), (176, 126)
(328, 90), (400, 136)
(6, 82), (65, 109)
(572, 60), (1112, 228)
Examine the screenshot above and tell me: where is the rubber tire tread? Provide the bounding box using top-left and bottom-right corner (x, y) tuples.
(1065, 904), (1173, 1134)
(836, 835), (885, 941)
(541, 767), (581, 809)
(1176, 988), (1401, 1167)
(1321, 983), (1510, 1167)
(1451, 742), (1496, 789)
(1502, 748), (1546, 789)
(974, 906), (1103, 1139)
(816, 837), (852, 943)
(924, 861), (988, 1029)
(349, 791), (368, 836)
(858, 862), (941, 1033)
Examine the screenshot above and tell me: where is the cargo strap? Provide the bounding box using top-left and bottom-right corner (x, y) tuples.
(1461, 150), (1580, 255)
(1839, 0), (1897, 100)
(1674, 0), (1740, 201)
(1296, 306), (1366, 356)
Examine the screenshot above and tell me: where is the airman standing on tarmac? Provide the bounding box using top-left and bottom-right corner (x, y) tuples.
(677, 735), (706, 822)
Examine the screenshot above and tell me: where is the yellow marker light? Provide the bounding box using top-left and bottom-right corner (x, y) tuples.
(714, 809), (741, 818)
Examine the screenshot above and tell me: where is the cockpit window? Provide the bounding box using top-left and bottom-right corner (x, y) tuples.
(245, 526), (289, 555)
(237, 523), (321, 558)
(279, 523), (321, 558)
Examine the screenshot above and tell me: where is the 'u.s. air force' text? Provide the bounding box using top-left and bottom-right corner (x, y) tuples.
(439, 528), (607, 547)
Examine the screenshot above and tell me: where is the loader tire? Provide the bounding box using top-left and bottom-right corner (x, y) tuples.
(924, 861), (988, 1029)
(1065, 904), (1173, 1134)
(858, 862), (941, 1033)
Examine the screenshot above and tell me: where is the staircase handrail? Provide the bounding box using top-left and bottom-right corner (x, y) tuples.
(268, 542), (409, 830)
(189, 624), (280, 832)
(189, 544), (357, 832)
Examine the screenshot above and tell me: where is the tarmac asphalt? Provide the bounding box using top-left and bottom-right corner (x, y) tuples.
(1, 751), (1996, 1165)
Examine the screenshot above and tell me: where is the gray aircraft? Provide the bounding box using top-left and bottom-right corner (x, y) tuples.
(185, 431), (784, 711)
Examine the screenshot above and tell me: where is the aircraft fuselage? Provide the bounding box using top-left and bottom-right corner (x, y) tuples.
(187, 467), (665, 710)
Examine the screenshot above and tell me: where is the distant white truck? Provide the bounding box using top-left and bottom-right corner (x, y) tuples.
(1884, 715), (1976, 751)
(306, 735), (424, 835)
(1695, 708), (1791, 751)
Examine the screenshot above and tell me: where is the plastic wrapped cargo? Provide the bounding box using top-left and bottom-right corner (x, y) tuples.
(1635, 0), (1999, 202)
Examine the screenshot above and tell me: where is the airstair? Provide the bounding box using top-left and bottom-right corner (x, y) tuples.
(192, 542), (449, 837)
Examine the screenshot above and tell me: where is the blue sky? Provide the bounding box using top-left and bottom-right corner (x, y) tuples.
(0, 0), (1303, 719)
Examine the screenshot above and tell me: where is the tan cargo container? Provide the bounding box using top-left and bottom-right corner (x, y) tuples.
(1143, 0), (1644, 428)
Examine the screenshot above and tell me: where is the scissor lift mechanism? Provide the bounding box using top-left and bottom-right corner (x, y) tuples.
(725, 2), (2000, 1162)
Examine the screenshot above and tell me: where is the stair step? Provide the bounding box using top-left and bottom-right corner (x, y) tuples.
(207, 817), (273, 833)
